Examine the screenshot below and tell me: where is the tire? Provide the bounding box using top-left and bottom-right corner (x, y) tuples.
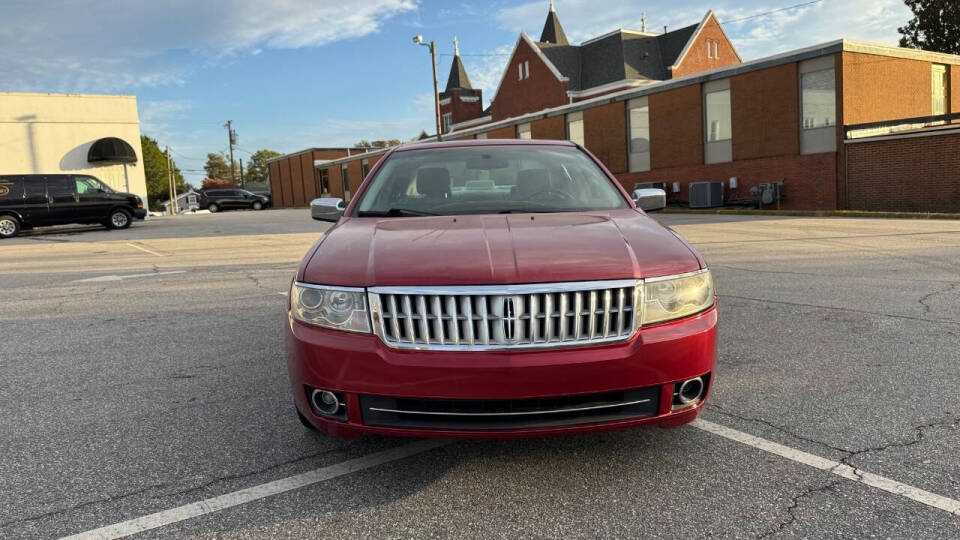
(252, 201), (263, 211)
(297, 407), (318, 431)
(0, 215), (20, 239)
(208, 203), (219, 213)
(106, 208), (132, 230)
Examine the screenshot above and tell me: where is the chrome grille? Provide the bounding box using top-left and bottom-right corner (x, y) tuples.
(368, 280), (638, 350)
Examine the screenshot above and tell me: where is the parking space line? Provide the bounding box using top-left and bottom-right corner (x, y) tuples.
(126, 243), (164, 257)
(692, 419), (960, 517)
(60, 439), (450, 540)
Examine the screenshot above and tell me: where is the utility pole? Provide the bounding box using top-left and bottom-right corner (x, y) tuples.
(165, 146), (180, 214)
(413, 35), (443, 141)
(239, 158), (245, 189)
(224, 120), (237, 184)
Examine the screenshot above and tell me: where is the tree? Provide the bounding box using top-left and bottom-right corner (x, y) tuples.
(899, 0), (960, 54)
(201, 178), (236, 190)
(244, 149), (281, 185)
(204, 152), (237, 182)
(141, 135), (189, 211)
(355, 139), (401, 149)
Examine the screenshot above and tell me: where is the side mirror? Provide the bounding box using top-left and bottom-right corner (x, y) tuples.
(633, 188), (666, 212)
(311, 197), (345, 222)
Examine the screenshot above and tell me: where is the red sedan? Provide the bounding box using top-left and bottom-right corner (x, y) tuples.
(286, 140), (716, 439)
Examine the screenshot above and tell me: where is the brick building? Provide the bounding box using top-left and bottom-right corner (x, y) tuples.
(275, 3), (960, 213)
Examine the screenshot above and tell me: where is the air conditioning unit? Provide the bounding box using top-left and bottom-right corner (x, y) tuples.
(633, 181), (667, 191)
(689, 181), (724, 208)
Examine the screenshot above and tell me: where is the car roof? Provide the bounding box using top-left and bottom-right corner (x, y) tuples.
(392, 138), (577, 153)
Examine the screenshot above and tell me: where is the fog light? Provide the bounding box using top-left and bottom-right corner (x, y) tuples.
(677, 377), (704, 405)
(310, 389), (341, 416)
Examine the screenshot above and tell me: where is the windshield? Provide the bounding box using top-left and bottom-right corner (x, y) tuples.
(354, 145), (629, 216)
(77, 176), (114, 194)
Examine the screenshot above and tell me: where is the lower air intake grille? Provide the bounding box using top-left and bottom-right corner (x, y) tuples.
(360, 387), (659, 430)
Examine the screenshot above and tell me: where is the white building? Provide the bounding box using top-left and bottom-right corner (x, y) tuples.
(0, 92), (148, 206)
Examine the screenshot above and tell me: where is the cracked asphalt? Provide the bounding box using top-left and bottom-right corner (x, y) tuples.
(1, 210), (958, 539)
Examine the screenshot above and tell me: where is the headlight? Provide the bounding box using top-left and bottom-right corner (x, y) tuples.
(290, 283), (371, 333)
(640, 269), (714, 326)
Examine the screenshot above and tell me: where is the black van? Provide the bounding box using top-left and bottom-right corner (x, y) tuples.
(0, 174), (147, 239)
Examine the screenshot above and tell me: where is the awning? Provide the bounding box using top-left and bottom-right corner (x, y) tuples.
(87, 137), (138, 164)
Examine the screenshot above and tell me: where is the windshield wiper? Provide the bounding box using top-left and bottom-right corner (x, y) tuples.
(357, 208), (439, 217)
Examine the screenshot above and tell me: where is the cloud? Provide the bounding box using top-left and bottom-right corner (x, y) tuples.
(0, 0), (417, 92)
(495, 0), (911, 61)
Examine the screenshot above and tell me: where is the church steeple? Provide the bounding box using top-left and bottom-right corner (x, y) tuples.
(539, 0), (568, 45)
(444, 36), (473, 91)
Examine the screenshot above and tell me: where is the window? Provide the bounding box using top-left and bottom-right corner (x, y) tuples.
(706, 40), (719, 59)
(316, 167), (330, 195)
(627, 97), (651, 172)
(801, 68), (836, 130)
(362, 159), (371, 179)
(703, 80), (732, 164)
(706, 41), (713, 59)
(524, 60), (530, 79)
(476, 132), (487, 139)
(713, 41), (719, 59)
(442, 113), (453, 134)
(518, 63), (523, 80)
(75, 175), (108, 196)
(46, 176), (75, 197)
(354, 146), (629, 217)
(567, 111), (584, 146)
(705, 89), (731, 142)
(341, 165), (351, 202)
(517, 122), (532, 139)
(932, 64), (947, 116)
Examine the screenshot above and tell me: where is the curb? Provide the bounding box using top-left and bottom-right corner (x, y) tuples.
(659, 208), (960, 220)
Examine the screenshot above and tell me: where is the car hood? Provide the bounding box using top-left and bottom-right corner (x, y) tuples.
(300, 210), (702, 286)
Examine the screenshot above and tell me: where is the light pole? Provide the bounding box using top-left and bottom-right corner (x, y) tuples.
(413, 35), (443, 141)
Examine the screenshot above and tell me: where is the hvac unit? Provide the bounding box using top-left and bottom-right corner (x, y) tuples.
(633, 181), (667, 191)
(689, 181), (724, 208)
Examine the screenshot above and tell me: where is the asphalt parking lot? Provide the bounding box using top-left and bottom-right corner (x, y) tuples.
(1, 209), (958, 539)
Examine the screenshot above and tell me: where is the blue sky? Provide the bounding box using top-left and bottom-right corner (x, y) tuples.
(1, 0), (911, 184)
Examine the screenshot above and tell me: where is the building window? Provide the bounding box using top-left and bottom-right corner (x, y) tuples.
(442, 113), (453, 133)
(315, 167), (330, 195)
(706, 40), (719, 59)
(361, 159), (370, 179)
(801, 68), (836, 130)
(517, 122), (532, 139)
(703, 79), (732, 164)
(476, 132), (487, 139)
(706, 41), (713, 59)
(341, 164), (351, 202)
(524, 60), (530, 79)
(567, 111), (584, 146)
(627, 97), (650, 172)
(518, 63), (523, 80)
(713, 41), (719, 59)
(932, 64), (947, 116)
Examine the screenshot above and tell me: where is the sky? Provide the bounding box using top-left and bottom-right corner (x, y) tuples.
(0, 0), (912, 184)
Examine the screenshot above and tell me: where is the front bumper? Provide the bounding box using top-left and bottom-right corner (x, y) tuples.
(286, 306), (716, 439)
(133, 208), (147, 220)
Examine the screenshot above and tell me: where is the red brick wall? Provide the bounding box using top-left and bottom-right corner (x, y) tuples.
(584, 101), (628, 173)
(440, 89), (484, 131)
(732, 62), (799, 160)
(531, 115), (566, 140)
(619, 152), (837, 210)
(491, 38), (569, 121)
(671, 15), (740, 79)
(650, 84), (703, 169)
(845, 131), (960, 213)
(842, 52), (933, 125)
(485, 125), (518, 139)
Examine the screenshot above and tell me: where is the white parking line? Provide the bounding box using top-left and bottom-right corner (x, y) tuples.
(60, 439), (450, 540)
(692, 419), (960, 517)
(71, 271), (186, 283)
(126, 243), (164, 257)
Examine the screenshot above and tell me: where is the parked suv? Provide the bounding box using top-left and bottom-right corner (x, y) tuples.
(198, 189), (270, 213)
(287, 140), (716, 439)
(0, 174), (146, 239)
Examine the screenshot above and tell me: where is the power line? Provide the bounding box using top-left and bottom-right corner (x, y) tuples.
(722, 0), (824, 24)
(438, 52), (511, 57)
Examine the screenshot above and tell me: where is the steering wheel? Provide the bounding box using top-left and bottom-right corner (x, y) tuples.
(528, 189), (574, 200)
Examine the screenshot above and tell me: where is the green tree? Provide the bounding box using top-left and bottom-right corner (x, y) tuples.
(204, 152), (237, 181)
(244, 149), (281, 185)
(899, 0), (960, 54)
(141, 135), (189, 211)
(355, 139), (401, 149)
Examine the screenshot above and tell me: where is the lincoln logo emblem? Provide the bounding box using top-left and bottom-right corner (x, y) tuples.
(502, 296), (519, 341)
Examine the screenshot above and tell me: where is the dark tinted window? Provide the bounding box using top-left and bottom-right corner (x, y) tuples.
(24, 178), (45, 198)
(205, 190), (223, 196)
(47, 176), (76, 197)
(0, 177), (23, 200)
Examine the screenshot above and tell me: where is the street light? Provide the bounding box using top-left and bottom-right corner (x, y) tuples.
(413, 35), (443, 141)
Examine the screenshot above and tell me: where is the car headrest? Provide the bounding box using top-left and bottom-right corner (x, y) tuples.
(416, 168), (451, 198)
(515, 169), (549, 195)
